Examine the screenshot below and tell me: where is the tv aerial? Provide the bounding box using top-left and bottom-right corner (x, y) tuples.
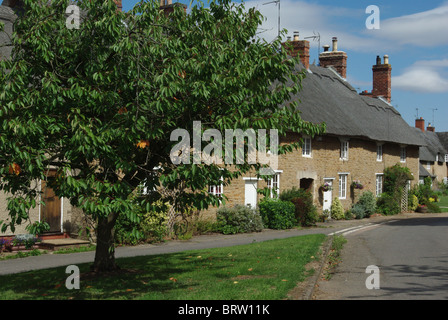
(305, 31), (321, 55)
(263, 0), (281, 39)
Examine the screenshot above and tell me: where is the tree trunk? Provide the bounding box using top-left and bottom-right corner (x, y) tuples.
(92, 212), (120, 272)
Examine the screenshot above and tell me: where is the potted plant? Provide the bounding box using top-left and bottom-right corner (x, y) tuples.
(321, 182), (332, 192)
(351, 180), (364, 190)
(417, 204), (427, 213)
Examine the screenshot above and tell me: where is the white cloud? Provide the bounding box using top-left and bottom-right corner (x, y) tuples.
(374, 3), (448, 47)
(246, 0), (448, 52)
(392, 59), (448, 93)
(245, 0), (364, 48)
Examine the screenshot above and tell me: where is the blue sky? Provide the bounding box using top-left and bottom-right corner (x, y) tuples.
(123, 0), (448, 132)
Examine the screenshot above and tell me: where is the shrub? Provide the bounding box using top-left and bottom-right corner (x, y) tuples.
(408, 194), (419, 211)
(376, 193), (400, 216)
(383, 164), (414, 198)
(280, 187), (318, 226)
(279, 187), (308, 202)
(259, 199), (296, 229)
(330, 197), (345, 220)
(115, 200), (169, 245)
(289, 197), (318, 226)
(413, 177), (433, 205)
(344, 209), (354, 220)
(356, 191), (377, 217)
(216, 205), (264, 234)
(351, 203), (367, 219)
(12, 234), (40, 249)
(426, 202), (441, 213)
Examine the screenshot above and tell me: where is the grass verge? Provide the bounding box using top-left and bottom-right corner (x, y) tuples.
(436, 195), (448, 212)
(0, 234), (325, 300)
(322, 235), (347, 280)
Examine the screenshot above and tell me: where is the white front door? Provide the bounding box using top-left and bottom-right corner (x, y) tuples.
(322, 179), (333, 212)
(245, 180), (258, 209)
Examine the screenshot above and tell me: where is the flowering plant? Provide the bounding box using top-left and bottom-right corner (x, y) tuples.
(0, 238), (11, 253)
(351, 180), (364, 190)
(321, 182), (332, 192)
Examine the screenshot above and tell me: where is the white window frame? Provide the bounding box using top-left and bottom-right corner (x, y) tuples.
(375, 174), (383, 197)
(376, 144), (383, 162)
(340, 140), (349, 160)
(267, 171), (282, 198)
(302, 137), (312, 158)
(338, 173), (348, 199)
(427, 161), (431, 170)
(208, 177), (224, 197)
(400, 146), (406, 163)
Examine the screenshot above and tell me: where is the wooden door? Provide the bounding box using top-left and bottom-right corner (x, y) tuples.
(41, 171), (61, 233)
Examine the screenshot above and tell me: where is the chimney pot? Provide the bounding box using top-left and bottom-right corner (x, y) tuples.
(332, 37), (338, 52)
(376, 55), (381, 65)
(323, 45), (330, 52)
(293, 31), (299, 41)
(384, 55), (389, 65)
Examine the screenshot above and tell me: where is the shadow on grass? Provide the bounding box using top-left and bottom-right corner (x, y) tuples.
(0, 234), (327, 300)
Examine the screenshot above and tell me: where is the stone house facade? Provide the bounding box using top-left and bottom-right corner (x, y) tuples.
(203, 34), (424, 218)
(414, 118), (448, 187)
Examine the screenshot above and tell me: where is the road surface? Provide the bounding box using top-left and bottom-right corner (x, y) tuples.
(314, 213), (448, 300)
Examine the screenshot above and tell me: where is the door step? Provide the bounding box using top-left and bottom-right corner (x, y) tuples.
(39, 238), (91, 251)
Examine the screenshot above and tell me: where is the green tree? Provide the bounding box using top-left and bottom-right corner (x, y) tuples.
(0, 0), (325, 272)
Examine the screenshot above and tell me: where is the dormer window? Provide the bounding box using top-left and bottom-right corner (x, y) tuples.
(302, 137), (312, 157)
(400, 146), (406, 163)
(340, 140), (349, 160)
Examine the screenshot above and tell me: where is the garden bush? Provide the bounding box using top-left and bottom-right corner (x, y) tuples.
(376, 193), (400, 215)
(280, 187), (318, 226)
(351, 203), (367, 219)
(115, 200), (169, 245)
(330, 197), (345, 220)
(408, 194), (419, 211)
(216, 205), (264, 234)
(279, 187), (307, 202)
(259, 199), (296, 229)
(351, 191), (376, 219)
(426, 202), (441, 213)
(357, 191), (377, 217)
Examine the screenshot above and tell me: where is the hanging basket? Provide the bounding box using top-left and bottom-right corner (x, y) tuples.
(351, 181), (364, 190)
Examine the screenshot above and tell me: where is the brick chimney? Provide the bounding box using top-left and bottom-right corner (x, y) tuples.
(281, 31), (310, 70)
(427, 123), (435, 132)
(319, 37), (347, 78)
(415, 117), (425, 132)
(160, 0), (187, 16)
(114, 0), (122, 11)
(372, 55), (392, 103)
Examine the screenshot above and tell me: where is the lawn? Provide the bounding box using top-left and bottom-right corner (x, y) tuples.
(0, 233), (326, 300)
(436, 195), (448, 212)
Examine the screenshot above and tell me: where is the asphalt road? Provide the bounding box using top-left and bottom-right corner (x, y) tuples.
(314, 212), (448, 300)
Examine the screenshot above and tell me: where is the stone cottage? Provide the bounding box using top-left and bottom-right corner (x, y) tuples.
(206, 34), (425, 216)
